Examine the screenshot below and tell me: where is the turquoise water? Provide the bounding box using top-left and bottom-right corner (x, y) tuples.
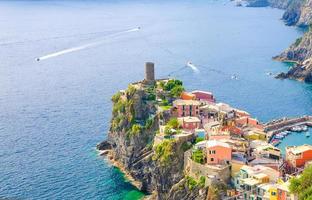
(0, 0), (311, 199)
(277, 129), (312, 154)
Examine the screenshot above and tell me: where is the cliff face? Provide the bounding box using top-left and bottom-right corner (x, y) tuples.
(275, 27), (312, 82)
(98, 84), (206, 200)
(244, 0), (312, 25)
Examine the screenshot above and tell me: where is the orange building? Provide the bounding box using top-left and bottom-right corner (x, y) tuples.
(180, 92), (196, 100)
(286, 144), (312, 168)
(206, 140), (232, 165)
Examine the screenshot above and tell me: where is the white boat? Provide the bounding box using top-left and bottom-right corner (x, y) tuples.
(306, 132), (310, 137)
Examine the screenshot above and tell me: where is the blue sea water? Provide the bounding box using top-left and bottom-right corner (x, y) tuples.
(0, 0), (311, 199)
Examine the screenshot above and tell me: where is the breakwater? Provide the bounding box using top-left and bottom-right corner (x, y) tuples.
(264, 116), (312, 142)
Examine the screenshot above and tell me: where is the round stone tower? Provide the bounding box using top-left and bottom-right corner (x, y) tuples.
(145, 62), (155, 82)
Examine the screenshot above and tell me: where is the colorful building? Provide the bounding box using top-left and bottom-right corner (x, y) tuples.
(206, 140), (232, 165)
(286, 144), (312, 168)
(277, 180), (298, 200)
(191, 90), (215, 102)
(180, 91), (195, 100)
(173, 99), (200, 117)
(178, 116), (200, 130)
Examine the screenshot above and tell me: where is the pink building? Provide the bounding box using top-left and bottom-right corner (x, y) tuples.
(178, 117), (200, 130)
(206, 140), (232, 165)
(173, 100), (200, 117)
(191, 90), (215, 103)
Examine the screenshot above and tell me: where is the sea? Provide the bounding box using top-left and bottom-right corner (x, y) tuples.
(0, 0), (311, 199)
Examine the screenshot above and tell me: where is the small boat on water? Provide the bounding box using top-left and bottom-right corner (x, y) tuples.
(306, 132), (310, 137)
(291, 125), (308, 132)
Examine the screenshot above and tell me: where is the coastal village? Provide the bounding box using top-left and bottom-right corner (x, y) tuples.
(104, 63), (312, 200)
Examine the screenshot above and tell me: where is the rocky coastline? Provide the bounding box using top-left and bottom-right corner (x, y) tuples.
(97, 73), (208, 200)
(240, 0), (312, 82)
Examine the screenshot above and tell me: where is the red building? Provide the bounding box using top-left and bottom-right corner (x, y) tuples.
(286, 144), (312, 168)
(191, 90), (215, 103)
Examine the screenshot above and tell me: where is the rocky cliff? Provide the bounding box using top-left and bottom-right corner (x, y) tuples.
(275, 25), (312, 82)
(97, 83), (209, 200)
(244, 0), (312, 25)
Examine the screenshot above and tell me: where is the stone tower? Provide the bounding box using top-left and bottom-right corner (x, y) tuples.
(145, 62), (155, 82)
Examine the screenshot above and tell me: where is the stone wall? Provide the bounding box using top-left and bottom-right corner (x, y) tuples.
(184, 150), (231, 185)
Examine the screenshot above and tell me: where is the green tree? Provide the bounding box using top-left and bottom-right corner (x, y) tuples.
(290, 165), (312, 200)
(167, 118), (180, 129)
(192, 149), (205, 164)
(170, 85), (184, 98)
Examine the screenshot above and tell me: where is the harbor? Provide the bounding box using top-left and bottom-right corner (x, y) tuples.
(264, 116), (312, 146)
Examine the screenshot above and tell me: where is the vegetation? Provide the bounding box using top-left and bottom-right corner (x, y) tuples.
(159, 79), (185, 98)
(167, 118), (180, 129)
(152, 139), (175, 166)
(195, 137), (204, 144)
(289, 165), (312, 200)
(164, 118), (181, 136)
(160, 105), (172, 111)
(145, 118), (154, 129)
(170, 85), (184, 98)
(192, 149), (205, 164)
(207, 182), (227, 200)
(186, 176), (198, 190)
(294, 37), (303, 47)
(111, 92), (121, 103)
(181, 141), (193, 152)
(198, 176), (206, 187)
(185, 176), (206, 190)
(126, 85), (136, 96)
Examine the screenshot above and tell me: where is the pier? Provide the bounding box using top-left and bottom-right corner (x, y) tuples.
(264, 115), (312, 142)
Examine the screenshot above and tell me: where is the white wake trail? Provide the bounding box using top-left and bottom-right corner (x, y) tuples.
(186, 61), (200, 73)
(36, 27), (140, 61)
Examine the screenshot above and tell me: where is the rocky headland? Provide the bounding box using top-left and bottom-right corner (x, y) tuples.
(97, 66), (214, 200)
(239, 0), (312, 82)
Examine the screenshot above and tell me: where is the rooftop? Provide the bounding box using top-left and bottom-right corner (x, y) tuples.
(242, 178), (260, 186)
(191, 90), (213, 95)
(196, 140), (231, 149)
(179, 116), (201, 123)
(173, 99), (201, 106)
(286, 144), (312, 155)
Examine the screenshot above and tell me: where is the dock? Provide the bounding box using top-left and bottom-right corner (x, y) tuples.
(264, 115), (312, 142)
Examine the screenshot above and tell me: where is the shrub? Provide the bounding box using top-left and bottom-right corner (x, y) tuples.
(145, 118), (154, 129)
(181, 142), (192, 152)
(192, 149), (205, 164)
(128, 124), (142, 137)
(126, 85), (136, 96)
(167, 118), (180, 129)
(199, 176), (205, 187)
(195, 137), (204, 144)
(290, 165), (312, 200)
(164, 79), (183, 91)
(152, 139), (175, 166)
(170, 85), (184, 98)
(111, 92), (121, 103)
(186, 176), (198, 190)
(294, 37), (302, 47)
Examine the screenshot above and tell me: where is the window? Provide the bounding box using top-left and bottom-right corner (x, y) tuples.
(271, 192), (276, 196)
(210, 158), (214, 162)
(212, 150), (216, 154)
(182, 105), (185, 110)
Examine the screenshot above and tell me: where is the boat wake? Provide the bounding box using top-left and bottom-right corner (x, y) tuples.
(36, 27), (141, 61)
(186, 61), (200, 73)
